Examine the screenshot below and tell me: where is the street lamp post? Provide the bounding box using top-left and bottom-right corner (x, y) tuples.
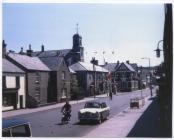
(141, 57), (152, 96)
(139, 66), (143, 98)
(93, 63), (96, 99)
(91, 57), (96, 99)
(154, 40), (163, 58)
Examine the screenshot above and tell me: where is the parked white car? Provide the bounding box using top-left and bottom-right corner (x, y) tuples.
(78, 101), (110, 124)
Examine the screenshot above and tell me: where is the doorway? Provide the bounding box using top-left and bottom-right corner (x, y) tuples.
(20, 95), (23, 109)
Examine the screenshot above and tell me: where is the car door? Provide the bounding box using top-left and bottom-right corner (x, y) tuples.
(101, 103), (109, 119)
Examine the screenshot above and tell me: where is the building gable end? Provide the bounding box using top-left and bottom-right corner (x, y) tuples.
(116, 63), (129, 71)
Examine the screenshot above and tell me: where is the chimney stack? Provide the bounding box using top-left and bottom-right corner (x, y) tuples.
(126, 60), (130, 64)
(41, 44), (44, 52)
(19, 47), (24, 54)
(26, 44), (33, 57)
(2, 40), (7, 58)
(91, 57), (98, 65)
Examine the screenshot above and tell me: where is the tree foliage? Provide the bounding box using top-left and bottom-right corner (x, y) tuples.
(70, 75), (85, 100)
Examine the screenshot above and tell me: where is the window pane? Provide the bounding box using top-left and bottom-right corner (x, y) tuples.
(62, 89), (67, 98)
(11, 124), (31, 137)
(2, 129), (11, 137)
(62, 71), (66, 80)
(3, 95), (13, 106)
(2, 76), (6, 88)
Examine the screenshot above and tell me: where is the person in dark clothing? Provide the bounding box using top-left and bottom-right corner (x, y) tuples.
(61, 101), (71, 113)
(109, 91), (113, 100)
(61, 101), (71, 124)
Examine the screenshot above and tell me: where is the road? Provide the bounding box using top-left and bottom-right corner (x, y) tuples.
(6, 88), (152, 137)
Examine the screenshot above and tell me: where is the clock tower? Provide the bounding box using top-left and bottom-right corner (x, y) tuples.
(71, 24), (84, 63)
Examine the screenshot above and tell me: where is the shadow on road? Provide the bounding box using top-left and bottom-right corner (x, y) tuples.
(73, 121), (102, 126)
(55, 123), (64, 125)
(54, 122), (69, 125)
(127, 96), (161, 138)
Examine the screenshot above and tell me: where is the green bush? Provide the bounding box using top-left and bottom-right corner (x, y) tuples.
(71, 86), (85, 100)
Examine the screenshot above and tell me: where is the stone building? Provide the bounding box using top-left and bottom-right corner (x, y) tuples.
(6, 52), (50, 108)
(70, 62), (108, 97)
(103, 61), (139, 92)
(32, 29), (84, 66)
(39, 56), (71, 102)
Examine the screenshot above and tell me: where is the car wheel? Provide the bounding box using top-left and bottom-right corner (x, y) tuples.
(98, 118), (102, 124)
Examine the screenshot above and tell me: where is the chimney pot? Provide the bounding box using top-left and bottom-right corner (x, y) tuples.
(41, 44), (44, 52)
(2, 40), (7, 58)
(3, 40), (7, 47)
(29, 44), (32, 50)
(27, 44), (33, 56)
(19, 47), (23, 54)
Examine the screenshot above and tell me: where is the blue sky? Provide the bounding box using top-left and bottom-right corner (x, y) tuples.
(3, 3), (164, 66)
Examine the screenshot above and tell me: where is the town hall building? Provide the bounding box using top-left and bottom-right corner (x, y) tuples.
(31, 26), (84, 66)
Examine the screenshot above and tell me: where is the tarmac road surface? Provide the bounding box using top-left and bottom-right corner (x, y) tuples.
(4, 88), (153, 137)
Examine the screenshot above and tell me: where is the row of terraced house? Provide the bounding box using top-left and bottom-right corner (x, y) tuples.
(2, 31), (143, 111)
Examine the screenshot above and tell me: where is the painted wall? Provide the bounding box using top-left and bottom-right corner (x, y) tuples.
(2, 74), (26, 111)
(17, 76), (26, 108)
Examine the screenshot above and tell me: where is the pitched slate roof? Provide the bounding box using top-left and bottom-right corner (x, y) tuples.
(103, 63), (120, 72)
(116, 62), (135, 72)
(70, 62), (108, 72)
(7, 53), (50, 71)
(130, 63), (138, 71)
(39, 56), (63, 71)
(124, 62), (136, 72)
(2, 58), (25, 73)
(69, 67), (76, 73)
(32, 49), (71, 58)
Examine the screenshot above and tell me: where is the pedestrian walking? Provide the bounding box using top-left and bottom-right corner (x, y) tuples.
(109, 92), (112, 100)
(150, 85), (153, 97)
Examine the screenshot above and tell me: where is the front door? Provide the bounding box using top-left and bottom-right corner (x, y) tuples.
(20, 95), (23, 109)
(11, 94), (17, 110)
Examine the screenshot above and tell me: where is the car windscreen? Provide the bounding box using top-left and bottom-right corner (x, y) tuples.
(84, 102), (101, 108)
(11, 124), (31, 137)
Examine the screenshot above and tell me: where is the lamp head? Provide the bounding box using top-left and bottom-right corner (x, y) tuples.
(154, 47), (161, 58)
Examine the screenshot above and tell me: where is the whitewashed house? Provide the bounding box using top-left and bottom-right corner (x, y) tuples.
(2, 58), (26, 111)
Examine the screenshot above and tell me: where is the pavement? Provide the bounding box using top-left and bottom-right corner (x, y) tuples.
(83, 94), (160, 138)
(127, 96), (161, 137)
